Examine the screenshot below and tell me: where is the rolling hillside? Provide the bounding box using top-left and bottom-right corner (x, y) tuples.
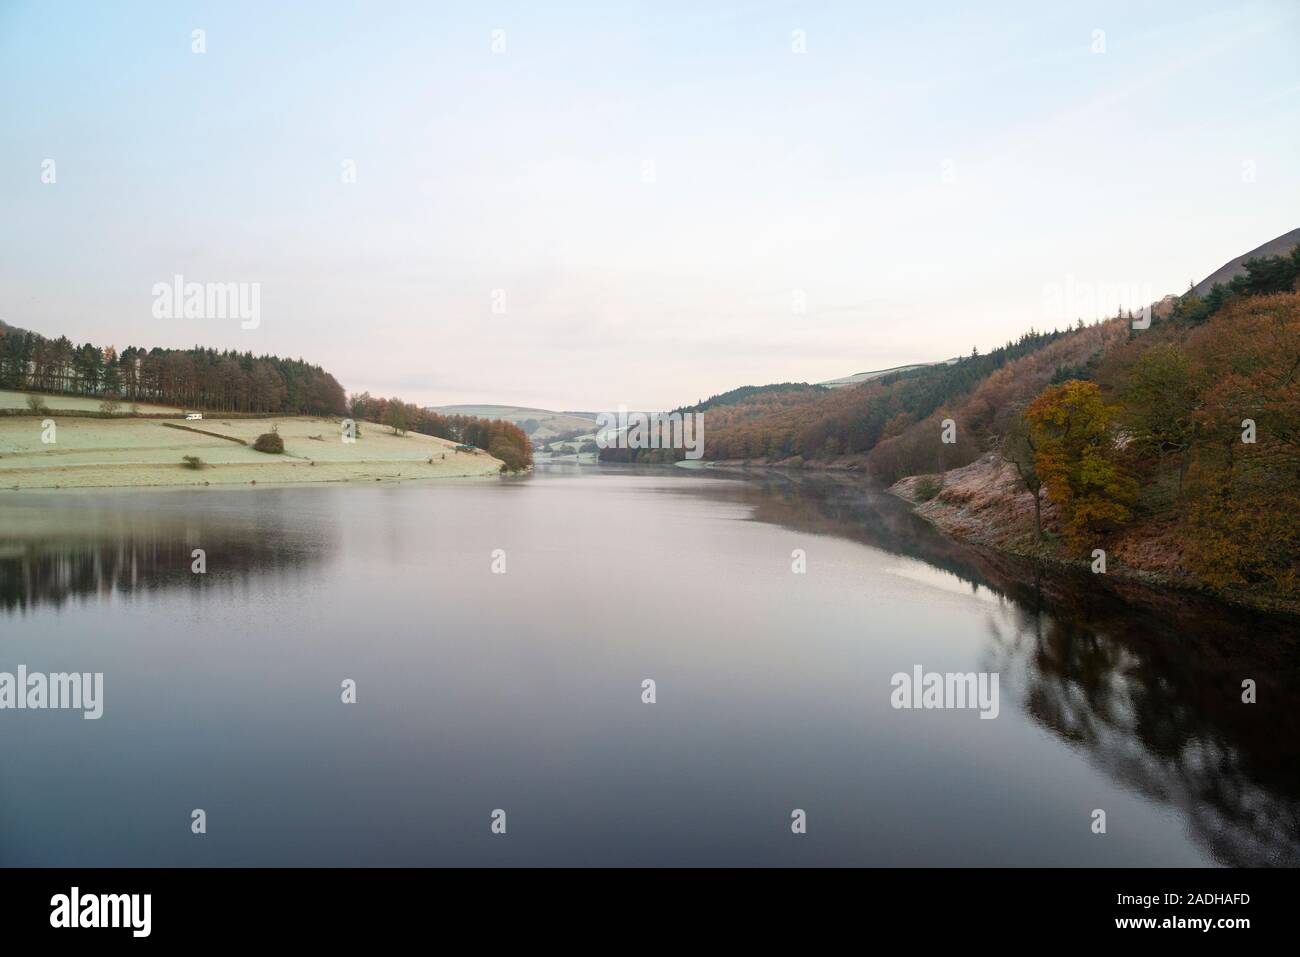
(431, 404), (597, 442)
(0, 415), (504, 489)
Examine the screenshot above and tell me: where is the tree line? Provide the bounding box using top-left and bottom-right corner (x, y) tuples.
(348, 393), (532, 471)
(0, 323), (346, 415)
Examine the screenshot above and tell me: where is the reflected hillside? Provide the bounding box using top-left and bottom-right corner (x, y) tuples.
(670, 466), (1300, 866)
(0, 490), (334, 614)
(673, 466), (1007, 589)
(985, 593), (1300, 867)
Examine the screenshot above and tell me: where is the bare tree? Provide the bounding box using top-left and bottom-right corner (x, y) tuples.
(1003, 406), (1044, 541)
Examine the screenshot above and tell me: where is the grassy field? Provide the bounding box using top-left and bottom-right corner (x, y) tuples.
(0, 415), (504, 489)
(0, 389), (184, 414)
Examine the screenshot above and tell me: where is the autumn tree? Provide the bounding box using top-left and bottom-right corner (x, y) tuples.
(489, 436), (528, 471)
(1024, 380), (1137, 549)
(383, 401), (408, 435)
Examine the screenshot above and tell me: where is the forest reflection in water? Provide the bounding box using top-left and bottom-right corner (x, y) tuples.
(664, 467), (1300, 866)
(0, 489), (332, 614)
(1, 470), (1297, 866)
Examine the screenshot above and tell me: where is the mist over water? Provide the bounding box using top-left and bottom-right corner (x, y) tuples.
(1, 468), (1296, 866)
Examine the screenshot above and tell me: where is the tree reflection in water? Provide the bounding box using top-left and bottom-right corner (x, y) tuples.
(4, 473), (1296, 864)
(0, 490), (331, 614)
(668, 467), (1300, 866)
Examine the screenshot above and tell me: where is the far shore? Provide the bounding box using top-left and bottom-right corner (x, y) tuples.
(0, 414), (506, 490)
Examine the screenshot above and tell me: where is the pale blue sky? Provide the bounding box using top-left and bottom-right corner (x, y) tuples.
(2, 0), (1297, 410)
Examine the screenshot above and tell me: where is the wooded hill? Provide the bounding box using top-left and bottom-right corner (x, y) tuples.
(0, 324), (347, 416)
(610, 235), (1300, 602)
(918, 243), (1298, 598)
(602, 327), (1091, 466)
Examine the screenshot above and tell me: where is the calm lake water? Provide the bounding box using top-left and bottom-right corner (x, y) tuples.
(1, 466), (1297, 866)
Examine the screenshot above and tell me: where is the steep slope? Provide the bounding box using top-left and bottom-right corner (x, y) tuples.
(1191, 227), (1300, 297)
(889, 242), (1300, 613)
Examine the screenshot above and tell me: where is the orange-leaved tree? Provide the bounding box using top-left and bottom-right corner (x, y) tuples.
(1024, 380), (1137, 550)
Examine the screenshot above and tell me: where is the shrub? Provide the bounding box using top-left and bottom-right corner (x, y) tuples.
(25, 393), (47, 414)
(914, 476), (941, 501)
(181, 455), (205, 470)
(253, 432), (285, 454)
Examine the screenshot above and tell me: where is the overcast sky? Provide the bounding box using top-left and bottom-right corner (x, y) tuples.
(3, 0), (1298, 411)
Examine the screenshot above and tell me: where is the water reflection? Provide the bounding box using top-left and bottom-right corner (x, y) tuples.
(994, 606), (1300, 866)
(2, 470), (1297, 866)
(668, 466), (1300, 866)
(0, 490), (332, 614)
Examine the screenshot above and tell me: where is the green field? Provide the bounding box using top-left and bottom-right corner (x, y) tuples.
(0, 415), (503, 489)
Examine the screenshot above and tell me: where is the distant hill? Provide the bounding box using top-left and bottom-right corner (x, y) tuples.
(1191, 227), (1300, 297)
(679, 382), (828, 412)
(431, 404), (597, 441)
(819, 360), (958, 389)
(689, 231), (1300, 472)
(678, 330), (1078, 466)
(759, 228), (1300, 395)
